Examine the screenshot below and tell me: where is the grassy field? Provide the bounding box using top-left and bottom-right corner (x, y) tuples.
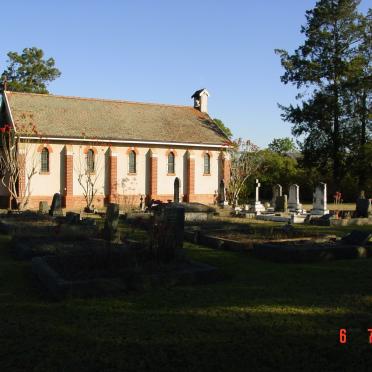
(1, 223), (372, 371)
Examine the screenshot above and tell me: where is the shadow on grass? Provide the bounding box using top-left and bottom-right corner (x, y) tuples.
(2, 234), (372, 371)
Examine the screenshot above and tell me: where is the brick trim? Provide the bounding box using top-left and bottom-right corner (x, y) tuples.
(36, 144), (53, 153)
(165, 149), (178, 156)
(107, 154), (118, 201)
(149, 155), (158, 199)
(63, 150), (73, 207)
(223, 158), (231, 185)
(201, 150), (213, 158)
(186, 156), (195, 201)
(126, 147), (139, 155)
(83, 146), (98, 155)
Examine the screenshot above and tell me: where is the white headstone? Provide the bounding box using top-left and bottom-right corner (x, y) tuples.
(252, 178), (265, 213)
(311, 183), (330, 215)
(288, 184), (302, 211)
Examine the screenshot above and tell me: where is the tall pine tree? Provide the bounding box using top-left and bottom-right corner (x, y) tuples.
(275, 0), (368, 190)
(1, 47), (61, 94)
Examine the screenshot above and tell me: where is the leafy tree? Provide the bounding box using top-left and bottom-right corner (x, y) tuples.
(213, 118), (233, 139)
(1, 47), (61, 94)
(268, 137), (297, 154)
(275, 0), (368, 190)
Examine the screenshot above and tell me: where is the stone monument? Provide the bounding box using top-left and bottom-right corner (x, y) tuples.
(49, 193), (63, 217)
(219, 180), (228, 206)
(38, 201), (49, 214)
(150, 204), (185, 264)
(275, 195), (288, 213)
(355, 191), (371, 218)
(103, 203), (121, 242)
(311, 182), (330, 216)
(272, 184), (282, 210)
(288, 184), (302, 211)
(252, 179), (265, 213)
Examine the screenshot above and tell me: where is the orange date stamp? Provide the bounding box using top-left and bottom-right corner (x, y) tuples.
(339, 328), (372, 344)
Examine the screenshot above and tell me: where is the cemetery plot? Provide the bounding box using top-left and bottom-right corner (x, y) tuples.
(3, 203), (223, 299)
(184, 222), (372, 264)
(184, 224), (333, 252)
(252, 237), (372, 263)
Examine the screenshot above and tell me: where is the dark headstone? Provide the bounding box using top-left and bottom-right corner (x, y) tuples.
(355, 198), (371, 218)
(342, 230), (372, 245)
(0, 219), (12, 234)
(275, 195), (288, 212)
(38, 201), (49, 214)
(65, 212), (80, 224)
(49, 193), (63, 217)
(103, 203), (120, 242)
(151, 204), (185, 264)
(81, 218), (96, 226)
(310, 213), (332, 226)
(219, 180), (225, 203)
(174, 178), (180, 203)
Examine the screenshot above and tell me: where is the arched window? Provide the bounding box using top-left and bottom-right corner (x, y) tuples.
(204, 153), (210, 174)
(168, 152), (175, 174)
(129, 150), (136, 173)
(41, 148), (49, 172)
(86, 149), (95, 173)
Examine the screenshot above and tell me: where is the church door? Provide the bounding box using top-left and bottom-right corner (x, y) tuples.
(219, 180), (225, 202)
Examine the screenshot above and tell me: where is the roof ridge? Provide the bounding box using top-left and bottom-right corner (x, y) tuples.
(4, 90), (195, 110)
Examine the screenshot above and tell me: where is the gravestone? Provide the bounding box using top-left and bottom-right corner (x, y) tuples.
(252, 179), (265, 213)
(38, 201), (49, 214)
(275, 195), (288, 212)
(49, 193), (63, 217)
(355, 191), (371, 218)
(219, 180), (225, 203)
(174, 178), (180, 203)
(65, 212), (80, 224)
(342, 230), (372, 245)
(140, 195), (145, 211)
(288, 184), (302, 211)
(311, 183), (330, 216)
(103, 203), (120, 242)
(272, 184), (282, 210)
(151, 204), (185, 264)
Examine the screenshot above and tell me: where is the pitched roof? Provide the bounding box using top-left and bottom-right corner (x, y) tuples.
(4, 91), (228, 145)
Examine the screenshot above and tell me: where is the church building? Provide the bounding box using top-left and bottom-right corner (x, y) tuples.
(0, 88), (231, 209)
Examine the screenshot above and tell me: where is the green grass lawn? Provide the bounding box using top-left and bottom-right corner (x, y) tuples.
(1, 224), (372, 371)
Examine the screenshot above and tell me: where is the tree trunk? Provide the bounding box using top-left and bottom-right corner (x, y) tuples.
(332, 87), (341, 192)
(358, 89), (367, 190)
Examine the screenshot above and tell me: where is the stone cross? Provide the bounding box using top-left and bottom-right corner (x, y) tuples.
(255, 179), (261, 202)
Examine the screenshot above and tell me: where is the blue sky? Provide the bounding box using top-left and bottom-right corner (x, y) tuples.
(1, 1), (369, 147)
